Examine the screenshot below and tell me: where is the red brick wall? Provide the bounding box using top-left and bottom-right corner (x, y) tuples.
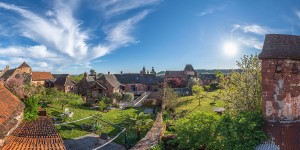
(262, 59), (300, 122)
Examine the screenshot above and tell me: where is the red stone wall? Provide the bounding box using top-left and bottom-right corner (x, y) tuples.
(262, 59), (300, 122)
(123, 83), (158, 92)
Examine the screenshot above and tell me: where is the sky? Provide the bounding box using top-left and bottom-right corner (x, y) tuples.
(0, 0), (300, 74)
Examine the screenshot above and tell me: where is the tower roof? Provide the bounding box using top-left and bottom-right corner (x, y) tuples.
(184, 64), (194, 71)
(18, 61), (31, 68)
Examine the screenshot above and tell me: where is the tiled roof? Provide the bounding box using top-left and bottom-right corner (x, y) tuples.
(184, 64), (195, 71)
(86, 76), (95, 82)
(114, 74), (159, 84)
(2, 116), (65, 150)
(32, 72), (54, 81)
(259, 34), (300, 59)
(165, 71), (185, 78)
(52, 74), (69, 78)
(17, 62), (31, 68)
(200, 74), (217, 80)
(0, 83), (24, 125)
(98, 74), (121, 88)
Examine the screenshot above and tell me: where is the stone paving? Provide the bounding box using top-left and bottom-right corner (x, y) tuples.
(64, 133), (126, 150)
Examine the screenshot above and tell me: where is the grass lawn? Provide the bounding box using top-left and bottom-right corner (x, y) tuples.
(175, 90), (225, 115)
(46, 103), (155, 146)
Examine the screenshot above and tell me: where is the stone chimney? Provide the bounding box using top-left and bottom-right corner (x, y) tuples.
(108, 71), (110, 75)
(259, 34), (300, 149)
(121, 71), (123, 75)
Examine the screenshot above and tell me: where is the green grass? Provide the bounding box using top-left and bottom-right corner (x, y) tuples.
(175, 90), (225, 115)
(46, 104), (155, 146)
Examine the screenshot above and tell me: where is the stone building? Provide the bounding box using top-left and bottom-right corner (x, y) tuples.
(200, 74), (217, 86)
(165, 64), (200, 89)
(259, 34), (300, 149)
(77, 72), (96, 96)
(114, 67), (164, 93)
(0, 62), (32, 83)
(31, 72), (54, 86)
(0, 83), (24, 147)
(52, 74), (77, 93)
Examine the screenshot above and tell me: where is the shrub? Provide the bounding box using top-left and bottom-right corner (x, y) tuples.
(98, 96), (112, 104)
(123, 92), (134, 102)
(112, 92), (122, 101)
(23, 96), (39, 121)
(98, 101), (106, 111)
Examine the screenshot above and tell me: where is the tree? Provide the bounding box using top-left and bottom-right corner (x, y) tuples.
(192, 85), (205, 106)
(23, 96), (39, 121)
(130, 112), (153, 140)
(163, 87), (179, 112)
(220, 55), (262, 113)
(123, 92), (134, 102)
(98, 100), (106, 111)
(174, 112), (219, 149)
(70, 74), (84, 82)
(111, 92), (122, 103)
(90, 69), (95, 75)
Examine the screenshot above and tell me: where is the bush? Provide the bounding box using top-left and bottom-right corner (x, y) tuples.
(112, 92), (122, 101)
(23, 96), (39, 121)
(123, 92), (134, 102)
(98, 101), (106, 111)
(174, 111), (268, 150)
(98, 96), (112, 104)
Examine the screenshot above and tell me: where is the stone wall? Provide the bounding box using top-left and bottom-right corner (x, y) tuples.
(130, 111), (164, 150)
(262, 59), (300, 122)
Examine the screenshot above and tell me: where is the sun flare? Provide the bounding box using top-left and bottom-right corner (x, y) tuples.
(223, 41), (238, 56)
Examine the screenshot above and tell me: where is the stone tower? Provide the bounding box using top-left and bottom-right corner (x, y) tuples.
(259, 34), (300, 149)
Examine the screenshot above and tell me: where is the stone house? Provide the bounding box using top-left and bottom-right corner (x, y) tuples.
(0, 83), (24, 148)
(52, 74), (77, 93)
(165, 64), (200, 88)
(114, 67), (164, 93)
(31, 72), (54, 86)
(97, 74), (122, 96)
(200, 74), (217, 86)
(77, 72), (96, 96)
(0, 62), (32, 83)
(259, 34), (300, 149)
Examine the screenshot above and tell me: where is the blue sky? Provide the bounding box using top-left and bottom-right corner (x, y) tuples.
(0, 0), (300, 74)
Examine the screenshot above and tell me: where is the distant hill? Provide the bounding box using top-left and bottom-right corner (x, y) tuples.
(156, 69), (239, 76)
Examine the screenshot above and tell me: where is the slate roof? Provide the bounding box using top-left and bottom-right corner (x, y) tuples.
(184, 64), (195, 71)
(17, 61), (31, 68)
(2, 116), (65, 150)
(86, 76), (95, 82)
(54, 75), (76, 86)
(0, 83), (24, 125)
(32, 72), (54, 81)
(98, 74), (121, 88)
(52, 74), (69, 78)
(165, 71), (185, 78)
(114, 74), (160, 84)
(200, 74), (217, 80)
(0, 69), (16, 80)
(259, 34), (300, 60)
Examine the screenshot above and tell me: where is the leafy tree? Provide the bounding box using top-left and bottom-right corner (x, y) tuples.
(123, 92), (134, 102)
(220, 55), (262, 113)
(23, 96), (39, 121)
(174, 112), (219, 149)
(70, 74), (84, 82)
(163, 87), (179, 112)
(90, 69), (96, 75)
(111, 92), (122, 103)
(192, 85), (205, 106)
(187, 77), (200, 90)
(130, 112), (153, 140)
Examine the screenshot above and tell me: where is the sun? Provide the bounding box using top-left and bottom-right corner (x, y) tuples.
(223, 41), (238, 56)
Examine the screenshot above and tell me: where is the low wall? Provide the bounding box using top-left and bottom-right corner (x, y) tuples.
(130, 111), (164, 150)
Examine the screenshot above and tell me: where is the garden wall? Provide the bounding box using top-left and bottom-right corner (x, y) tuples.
(130, 111), (164, 150)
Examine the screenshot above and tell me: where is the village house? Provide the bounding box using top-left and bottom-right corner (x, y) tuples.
(0, 62), (32, 84)
(51, 74), (77, 93)
(77, 72), (97, 96)
(259, 34), (300, 149)
(165, 64), (199, 88)
(200, 74), (217, 86)
(31, 72), (54, 86)
(114, 66), (164, 93)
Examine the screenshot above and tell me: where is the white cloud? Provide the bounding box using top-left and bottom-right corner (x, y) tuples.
(99, 0), (159, 17)
(296, 10), (300, 19)
(237, 37), (263, 50)
(232, 24), (270, 35)
(196, 8), (214, 16)
(0, 1), (158, 72)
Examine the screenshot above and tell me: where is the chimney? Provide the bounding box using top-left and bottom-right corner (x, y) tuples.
(121, 71), (123, 74)
(94, 72), (97, 79)
(108, 71), (110, 75)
